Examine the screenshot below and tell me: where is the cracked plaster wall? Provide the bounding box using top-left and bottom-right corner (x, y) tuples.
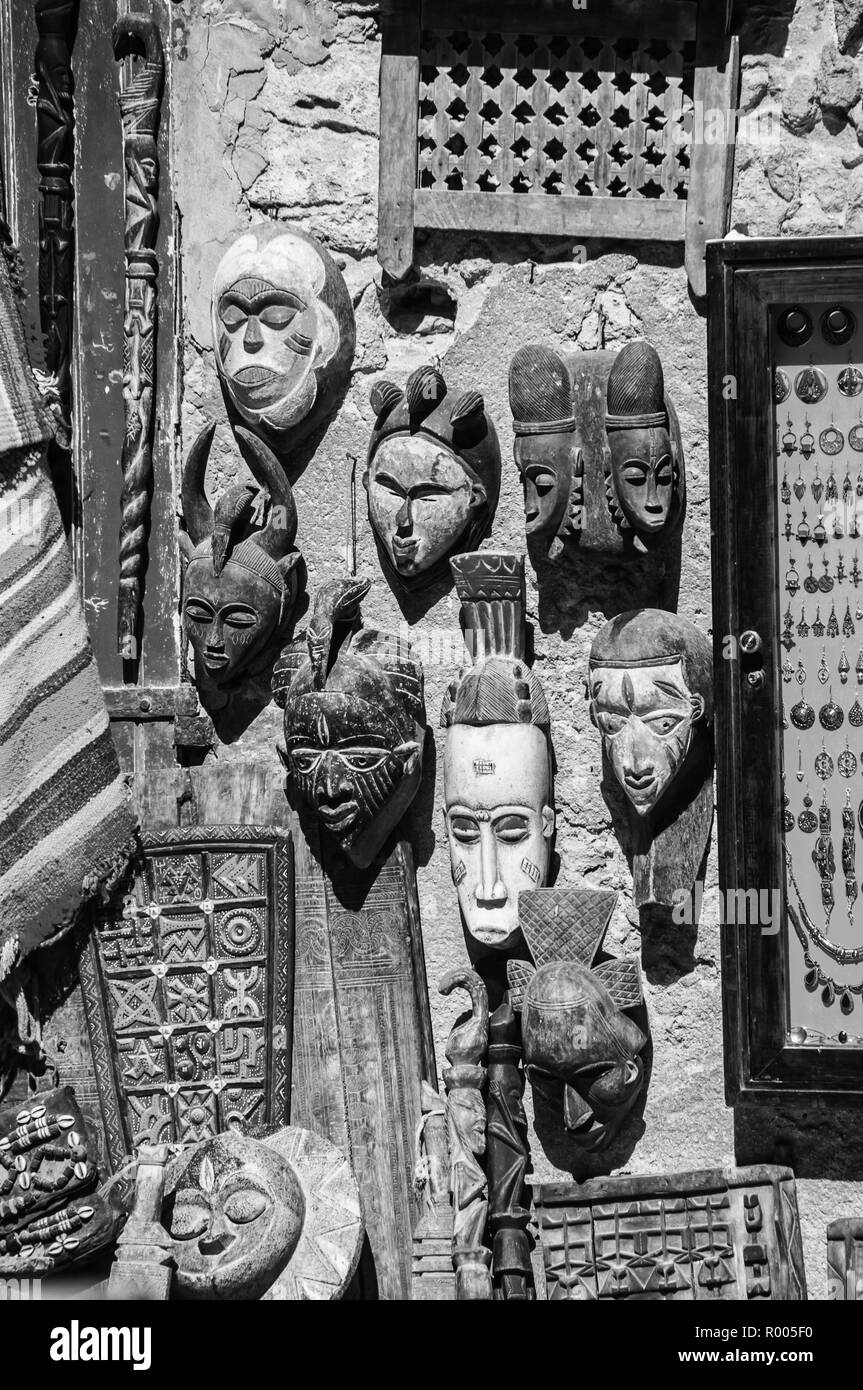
(169, 0), (863, 1298)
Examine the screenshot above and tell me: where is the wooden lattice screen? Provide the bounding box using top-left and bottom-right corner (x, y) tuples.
(379, 0), (739, 297)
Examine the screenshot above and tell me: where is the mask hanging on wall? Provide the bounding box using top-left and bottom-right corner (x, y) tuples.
(509, 340), (684, 559)
(587, 608), (714, 908)
(276, 573), (426, 868)
(441, 552), (554, 951)
(212, 223), (355, 450)
(161, 1125), (363, 1301)
(364, 364), (500, 589)
(180, 424), (303, 693)
(507, 888), (647, 1153)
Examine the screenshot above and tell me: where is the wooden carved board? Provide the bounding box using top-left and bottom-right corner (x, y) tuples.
(827, 1218), (863, 1299)
(79, 826), (294, 1171)
(290, 821), (436, 1301)
(534, 1166), (807, 1301)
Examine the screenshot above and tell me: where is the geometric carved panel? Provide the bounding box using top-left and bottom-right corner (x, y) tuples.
(534, 1166), (808, 1302)
(80, 826), (293, 1169)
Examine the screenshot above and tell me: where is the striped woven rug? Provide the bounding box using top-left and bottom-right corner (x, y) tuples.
(0, 251), (137, 982)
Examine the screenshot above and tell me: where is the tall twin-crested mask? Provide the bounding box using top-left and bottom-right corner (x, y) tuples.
(587, 608), (713, 818)
(441, 552), (554, 952)
(275, 574), (426, 869)
(509, 339), (684, 557)
(179, 423), (303, 689)
(364, 365), (501, 589)
(212, 223), (356, 446)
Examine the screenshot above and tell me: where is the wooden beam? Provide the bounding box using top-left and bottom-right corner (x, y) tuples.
(685, 7), (740, 299)
(414, 189), (686, 241)
(378, 0), (420, 280)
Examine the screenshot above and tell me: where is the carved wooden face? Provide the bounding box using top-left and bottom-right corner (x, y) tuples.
(522, 961), (645, 1152)
(365, 436), (483, 579)
(513, 433), (574, 541)
(444, 724), (554, 950)
(284, 659), (422, 864)
(589, 657), (704, 816)
(182, 553), (285, 687)
(607, 426), (675, 536)
(212, 229), (342, 439)
(167, 1132), (305, 1300)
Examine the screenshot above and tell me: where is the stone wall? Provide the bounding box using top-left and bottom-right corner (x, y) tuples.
(171, 0), (863, 1298)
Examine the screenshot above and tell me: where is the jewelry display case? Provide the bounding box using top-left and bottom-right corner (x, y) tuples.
(709, 236), (863, 1099)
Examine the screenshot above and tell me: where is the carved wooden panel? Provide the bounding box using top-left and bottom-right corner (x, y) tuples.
(827, 1218), (863, 1299)
(290, 825), (436, 1301)
(534, 1167), (807, 1301)
(79, 826), (294, 1170)
(378, 0), (738, 296)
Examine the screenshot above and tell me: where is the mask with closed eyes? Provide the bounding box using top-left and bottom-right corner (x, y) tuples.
(277, 574), (426, 868)
(442, 552), (554, 951)
(212, 224), (355, 447)
(604, 341), (681, 543)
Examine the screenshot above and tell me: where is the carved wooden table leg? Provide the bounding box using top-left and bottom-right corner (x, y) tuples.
(486, 996), (534, 1300)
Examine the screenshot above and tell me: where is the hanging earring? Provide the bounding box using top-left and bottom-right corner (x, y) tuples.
(822, 425), (844, 456)
(786, 557), (800, 594)
(835, 511), (845, 539)
(811, 465), (824, 503)
(849, 694), (863, 726)
(805, 557), (819, 593)
(851, 419), (863, 451)
(857, 648), (863, 684)
(839, 363), (863, 397)
(797, 509), (811, 542)
(844, 599), (855, 638)
(812, 607), (826, 638)
(794, 463), (806, 500)
(827, 602), (840, 638)
(820, 557), (834, 592)
(820, 687), (844, 730)
(839, 738), (858, 778)
(815, 739), (835, 778)
(818, 646), (830, 683)
(782, 417), (797, 455)
(800, 417), (817, 456)
(840, 647), (851, 684)
(782, 604), (795, 650)
(837, 553), (847, 583)
(791, 690), (815, 728)
(796, 657), (807, 684)
(857, 599), (863, 622)
(798, 789), (818, 832)
(797, 606), (810, 638)
(780, 468), (791, 505)
(797, 739), (804, 781)
(782, 656), (795, 684)
(814, 512), (828, 544)
(784, 510), (793, 539)
(781, 773), (794, 833)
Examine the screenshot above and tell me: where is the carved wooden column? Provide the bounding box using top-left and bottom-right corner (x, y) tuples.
(486, 996), (534, 1300)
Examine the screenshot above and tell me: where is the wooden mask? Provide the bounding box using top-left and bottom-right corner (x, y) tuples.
(277, 575), (426, 868)
(441, 553), (554, 951)
(180, 424), (302, 690)
(509, 341), (684, 558)
(508, 889), (646, 1152)
(212, 223), (355, 447)
(365, 364), (500, 589)
(588, 608), (714, 908)
(162, 1125), (363, 1301)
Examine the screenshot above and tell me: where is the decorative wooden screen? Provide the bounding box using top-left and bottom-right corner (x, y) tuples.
(379, 0), (739, 296)
(79, 826), (294, 1170)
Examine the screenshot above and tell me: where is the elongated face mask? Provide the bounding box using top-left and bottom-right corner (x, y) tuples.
(444, 723), (554, 950)
(606, 426), (675, 536)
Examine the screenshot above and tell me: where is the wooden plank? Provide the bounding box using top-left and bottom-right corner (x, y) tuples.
(414, 188), (686, 239)
(685, 7), (739, 298)
(426, 0), (697, 42)
(378, 0), (420, 280)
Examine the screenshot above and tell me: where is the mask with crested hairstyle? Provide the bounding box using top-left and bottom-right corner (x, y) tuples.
(365, 365), (500, 589)
(180, 424), (302, 690)
(276, 574), (426, 868)
(441, 552), (555, 951)
(212, 224), (355, 447)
